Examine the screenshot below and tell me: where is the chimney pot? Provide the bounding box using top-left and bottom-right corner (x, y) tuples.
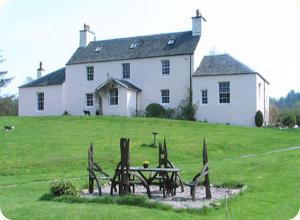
(37, 61), (44, 78)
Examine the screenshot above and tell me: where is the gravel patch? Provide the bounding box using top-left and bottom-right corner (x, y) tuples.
(81, 184), (243, 209)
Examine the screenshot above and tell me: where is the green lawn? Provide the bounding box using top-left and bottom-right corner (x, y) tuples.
(0, 116), (299, 219)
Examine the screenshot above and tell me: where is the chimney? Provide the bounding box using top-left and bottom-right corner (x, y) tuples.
(37, 61), (44, 79)
(192, 9), (206, 36)
(79, 23), (96, 47)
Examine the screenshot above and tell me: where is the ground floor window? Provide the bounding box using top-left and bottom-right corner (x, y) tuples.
(86, 93), (94, 106)
(37, 92), (44, 110)
(161, 89), (170, 103)
(219, 82), (230, 103)
(202, 90), (208, 104)
(110, 88), (118, 105)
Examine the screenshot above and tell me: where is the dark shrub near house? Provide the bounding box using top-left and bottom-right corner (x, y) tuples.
(295, 110), (300, 126)
(280, 112), (296, 128)
(145, 103), (165, 118)
(50, 180), (77, 197)
(255, 110), (264, 127)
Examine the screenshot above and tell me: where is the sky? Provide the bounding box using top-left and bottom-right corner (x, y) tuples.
(0, 0), (299, 98)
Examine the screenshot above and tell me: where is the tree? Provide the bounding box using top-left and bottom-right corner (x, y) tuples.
(0, 51), (13, 92)
(269, 104), (280, 124)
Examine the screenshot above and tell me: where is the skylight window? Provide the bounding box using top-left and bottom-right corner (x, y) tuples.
(130, 43), (137, 49)
(94, 46), (102, 52)
(168, 39), (175, 45)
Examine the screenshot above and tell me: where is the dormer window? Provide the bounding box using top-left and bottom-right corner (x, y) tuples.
(167, 39), (175, 45)
(130, 43), (137, 49)
(94, 46), (102, 52)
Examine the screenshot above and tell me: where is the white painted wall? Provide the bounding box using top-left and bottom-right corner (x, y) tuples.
(193, 74), (259, 126)
(18, 85), (63, 116)
(64, 55), (191, 115)
(256, 75), (270, 124)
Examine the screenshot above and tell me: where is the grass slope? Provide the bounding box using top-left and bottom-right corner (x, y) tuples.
(0, 116), (299, 219)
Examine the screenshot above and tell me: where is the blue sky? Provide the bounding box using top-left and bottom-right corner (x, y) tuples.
(0, 0), (299, 98)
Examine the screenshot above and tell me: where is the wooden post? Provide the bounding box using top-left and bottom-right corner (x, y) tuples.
(119, 138), (130, 195)
(88, 143), (94, 194)
(203, 138), (212, 199)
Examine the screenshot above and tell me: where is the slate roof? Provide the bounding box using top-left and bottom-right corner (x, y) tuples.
(67, 31), (200, 65)
(19, 68), (65, 88)
(193, 54), (269, 83)
(96, 77), (142, 92)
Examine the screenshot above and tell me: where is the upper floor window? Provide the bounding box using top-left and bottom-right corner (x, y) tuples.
(219, 82), (230, 103)
(161, 89), (170, 103)
(202, 90), (208, 104)
(110, 88), (118, 105)
(122, 63), (130, 79)
(86, 93), (93, 106)
(87, 66), (94, 81)
(161, 60), (170, 75)
(37, 92), (44, 110)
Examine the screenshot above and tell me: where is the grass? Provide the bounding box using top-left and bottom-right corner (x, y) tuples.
(0, 116), (300, 219)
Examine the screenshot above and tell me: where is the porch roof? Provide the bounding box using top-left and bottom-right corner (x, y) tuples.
(95, 77), (142, 93)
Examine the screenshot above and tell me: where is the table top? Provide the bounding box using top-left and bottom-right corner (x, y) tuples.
(124, 166), (181, 172)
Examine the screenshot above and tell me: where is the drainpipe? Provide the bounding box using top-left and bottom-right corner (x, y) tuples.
(135, 92), (138, 116)
(263, 81), (266, 125)
(189, 54), (192, 104)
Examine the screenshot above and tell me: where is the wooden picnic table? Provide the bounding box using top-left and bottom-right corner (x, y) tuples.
(112, 166), (181, 198)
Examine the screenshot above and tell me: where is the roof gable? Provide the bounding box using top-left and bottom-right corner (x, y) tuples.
(193, 54), (269, 84)
(19, 68), (65, 88)
(96, 77), (142, 92)
(67, 31), (200, 65)
(194, 54), (255, 76)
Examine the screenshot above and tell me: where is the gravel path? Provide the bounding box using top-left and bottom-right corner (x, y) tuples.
(81, 185), (243, 209)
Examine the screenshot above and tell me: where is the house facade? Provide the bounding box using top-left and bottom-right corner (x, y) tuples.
(193, 54), (269, 126)
(18, 10), (269, 126)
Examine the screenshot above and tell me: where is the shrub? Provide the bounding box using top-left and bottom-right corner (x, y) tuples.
(50, 179), (77, 197)
(295, 110), (300, 126)
(145, 103), (165, 118)
(280, 112), (296, 127)
(63, 111), (69, 115)
(164, 108), (175, 119)
(255, 110), (264, 127)
(176, 89), (198, 121)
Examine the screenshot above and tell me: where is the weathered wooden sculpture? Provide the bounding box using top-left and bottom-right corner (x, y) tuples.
(110, 138), (151, 198)
(185, 138), (212, 201)
(87, 143), (115, 195)
(150, 139), (184, 195)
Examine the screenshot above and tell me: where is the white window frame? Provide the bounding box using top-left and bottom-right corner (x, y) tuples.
(161, 60), (170, 75)
(201, 90), (208, 104)
(219, 82), (230, 104)
(122, 63), (130, 79)
(109, 88), (118, 106)
(87, 66), (94, 81)
(37, 92), (44, 111)
(86, 93), (94, 107)
(161, 89), (170, 104)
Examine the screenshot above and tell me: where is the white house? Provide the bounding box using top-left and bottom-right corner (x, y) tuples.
(18, 10), (269, 126)
(193, 54), (269, 126)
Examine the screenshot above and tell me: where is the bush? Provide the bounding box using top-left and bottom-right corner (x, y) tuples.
(295, 110), (300, 126)
(164, 108), (175, 119)
(50, 179), (77, 197)
(145, 103), (165, 118)
(255, 110), (264, 127)
(176, 89), (198, 121)
(280, 112), (296, 127)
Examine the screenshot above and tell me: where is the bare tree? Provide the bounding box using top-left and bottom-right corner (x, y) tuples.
(0, 51), (13, 91)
